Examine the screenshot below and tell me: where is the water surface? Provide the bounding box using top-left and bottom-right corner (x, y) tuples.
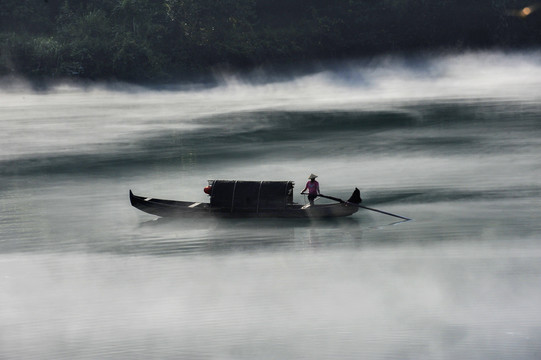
(1, 52), (541, 359)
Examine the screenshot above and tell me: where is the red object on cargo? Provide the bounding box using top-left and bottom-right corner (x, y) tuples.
(203, 186), (212, 194)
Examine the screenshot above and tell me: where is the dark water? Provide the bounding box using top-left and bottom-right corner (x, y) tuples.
(2, 52), (541, 359)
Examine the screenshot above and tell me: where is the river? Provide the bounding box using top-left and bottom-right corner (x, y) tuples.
(1, 51), (541, 359)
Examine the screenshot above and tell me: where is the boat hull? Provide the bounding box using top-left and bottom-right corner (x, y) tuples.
(130, 191), (359, 219)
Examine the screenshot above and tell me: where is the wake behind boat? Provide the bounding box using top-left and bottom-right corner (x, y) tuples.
(130, 180), (362, 219)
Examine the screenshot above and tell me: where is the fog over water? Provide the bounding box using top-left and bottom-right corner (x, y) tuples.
(1, 51), (541, 359)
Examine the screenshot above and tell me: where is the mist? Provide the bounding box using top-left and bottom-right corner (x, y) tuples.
(2, 50), (541, 359)
(3, 243), (540, 359)
(2, 51), (541, 161)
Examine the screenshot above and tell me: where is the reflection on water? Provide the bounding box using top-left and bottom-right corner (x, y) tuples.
(126, 217), (368, 255)
(2, 52), (541, 359)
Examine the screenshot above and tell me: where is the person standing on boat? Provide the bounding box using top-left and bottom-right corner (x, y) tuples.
(301, 174), (320, 205)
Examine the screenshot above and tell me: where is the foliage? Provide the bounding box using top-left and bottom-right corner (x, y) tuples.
(1, 0), (540, 83)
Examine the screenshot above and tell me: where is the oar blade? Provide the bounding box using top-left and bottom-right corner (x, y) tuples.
(358, 204), (411, 221)
(319, 191), (411, 221)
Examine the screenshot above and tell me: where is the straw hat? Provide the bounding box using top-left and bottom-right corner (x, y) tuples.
(308, 174), (318, 179)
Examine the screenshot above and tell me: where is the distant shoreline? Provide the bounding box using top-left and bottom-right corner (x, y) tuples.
(2, 0), (540, 85)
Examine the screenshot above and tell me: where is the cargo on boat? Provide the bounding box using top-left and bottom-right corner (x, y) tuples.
(130, 180), (362, 218)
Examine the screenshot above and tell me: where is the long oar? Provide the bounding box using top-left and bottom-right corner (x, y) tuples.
(319, 194), (412, 221)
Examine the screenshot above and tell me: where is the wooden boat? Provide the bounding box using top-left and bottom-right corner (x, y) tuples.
(130, 180), (362, 219)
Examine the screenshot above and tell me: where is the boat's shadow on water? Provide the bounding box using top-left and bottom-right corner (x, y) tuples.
(140, 215), (363, 229)
(120, 216), (410, 256)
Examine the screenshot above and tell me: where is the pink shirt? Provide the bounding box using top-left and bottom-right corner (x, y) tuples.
(305, 180), (320, 195)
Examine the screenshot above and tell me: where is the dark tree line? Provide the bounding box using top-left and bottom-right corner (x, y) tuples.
(1, 0), (539, 83)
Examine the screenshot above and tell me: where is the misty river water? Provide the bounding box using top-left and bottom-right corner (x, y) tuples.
(1, 51), (541, 359)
